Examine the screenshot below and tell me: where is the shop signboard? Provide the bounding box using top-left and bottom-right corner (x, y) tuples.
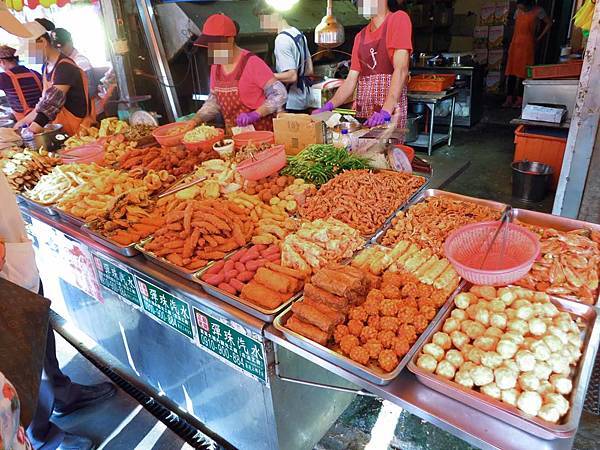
(135, 277), (194, 339)
(193, 307), (268, 384)
(93, 253), (140, 307)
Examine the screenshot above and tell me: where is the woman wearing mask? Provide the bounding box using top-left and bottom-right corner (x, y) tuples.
(503, 0), (551, 108)
(313, 0), (412, 130)
(192, 14), (287, 131)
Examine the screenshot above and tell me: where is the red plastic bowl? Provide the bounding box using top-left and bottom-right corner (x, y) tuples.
(183, 128), (225, 152)
(59, 144), (104, 164)
(444, 221), (540, 286)
(233, 131), (274, 150)
(236, 145), (287, 180)
(152, 121), (195, 147)
(395, 144), (415, 163)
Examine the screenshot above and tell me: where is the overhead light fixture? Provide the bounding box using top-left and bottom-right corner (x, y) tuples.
(265, 0), (299, 12)
(315, 0), (345, 48)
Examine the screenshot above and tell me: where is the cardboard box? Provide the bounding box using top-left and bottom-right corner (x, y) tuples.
(480, 3), (496, 25)
(488, 25), (505, 48)
(486, 71), (502, 92)
(473, 26), (489, 49)
(273, 113), (324, 155)
(474, 48), (489, 65)
(521, 104), (567, 124)
(495, 1), (510, 25)
(488, 49), (504, 70)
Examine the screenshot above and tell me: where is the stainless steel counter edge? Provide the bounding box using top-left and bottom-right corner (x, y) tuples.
(265, 324), (575, 450)
(23, 207), (266, 335)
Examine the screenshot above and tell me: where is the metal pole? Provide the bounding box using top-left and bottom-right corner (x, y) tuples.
(135, 0), (181, 121)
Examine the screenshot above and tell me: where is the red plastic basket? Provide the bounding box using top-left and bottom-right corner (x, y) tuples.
(444, 221), (540, 286)
(408, 74), (456, 92)
(183, 128), (225, 152)
(152, 121), (195, 147)
(527, 60), (583, 79)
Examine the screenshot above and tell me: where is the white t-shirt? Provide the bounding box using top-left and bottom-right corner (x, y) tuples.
(274, 27), (311, 111)
(69, 48), (93, 72)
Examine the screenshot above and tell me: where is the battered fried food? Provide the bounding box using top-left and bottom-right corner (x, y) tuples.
(287, 316), (329, 346)
(292, 301), (336, 333)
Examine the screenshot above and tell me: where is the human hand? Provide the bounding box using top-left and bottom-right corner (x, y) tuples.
(365, 109), (391, 127)
(236, 111), (261, 127)
(13, 119), (27, 130)
(311, 101), (334, 115)
(28, 122), (43, 134)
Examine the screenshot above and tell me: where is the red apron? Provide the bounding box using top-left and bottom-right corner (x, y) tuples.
(353, 15), (408, 134)
(505, 8), (538, 79)
(212, 52), (274, 132)
(43, 58), (94, 135)
(5, 68), (42, 121)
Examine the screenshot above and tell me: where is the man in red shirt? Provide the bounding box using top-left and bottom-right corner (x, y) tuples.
(313, 0), (412, 132)
(192, 14), (287, 131)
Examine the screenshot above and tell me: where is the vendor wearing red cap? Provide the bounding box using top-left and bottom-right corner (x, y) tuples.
(313, 0), (412, 131)
(192, 14), (287, 131)
(0, 45), (42, 121)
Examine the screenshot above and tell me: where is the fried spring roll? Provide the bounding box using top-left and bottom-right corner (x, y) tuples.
(433, 265), (459, 292)
(292, 302), (336, 333)
(254, 268), (297, 294)
(414, 255), (439, 279)
(304, 283), (348, 311)
(286, 315), (329, 346)
(241, 281), (288, 309)
(312, 269), (362, 297)
(265, 262), (308, 281)
(421, 259), (450, 285)
(303, 298), (346, 325)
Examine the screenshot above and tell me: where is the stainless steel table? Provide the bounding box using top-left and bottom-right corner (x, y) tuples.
(408, 89), (459, 155)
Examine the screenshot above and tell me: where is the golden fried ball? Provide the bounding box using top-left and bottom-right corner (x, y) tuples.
(537, 380), (554, 396)
(473, 336), (498, 352)
(533, 291), (550, 302)
(494, 367), (518, 390)
(549, 326), (569, 345)
(460, 319), (476, 333)
(475, 308), (490, 327)
(363, 297), (380, 316)
(466, 347), (485, 365)
(506, 308), (517, 320)
(413, 315), (430, 334)
(442, 317), (460, 334)
(507, 319), (529, 336)
(380, 316), (400, 333)
(398, 325), (418, 344)
(461, 361), (478, 375)
(564, 344), (582, 365)
(360, 325), (379, 344)
(550, 355), (571, 376)
(556, 311), (573, 323)
(517, 391), (543, 416)
(528, 318), (547, 336)
(445, 349), (464, 368)
(513, 299), (532, 310)
(470, 285), (497, 300)
(378, 330), (396, 349)
(544, 393), (570, 416)
(519, 372), (541, 392)
(423, 343), (445, 362)
(544, 333), (564, 353)
(379, 298), (400, 317)
(485, 327), (504, 339)
(430, 332), (451, 351)
(498, 287), (517, 306)
(464, 322), (486, 340)
(533, 362), (553, 381)
(454, 292), (476, 309)
(480, 351), (503, 369)
(501, 388), (520, 407)
(350, 346), (370, 365)
(450, 330), (470, 350)
(392, 338), (410, 357)
(455, 370), (474, 388)
(466, 306), (479, 321)
(550, 374), (573, 395)
(340, 335), (360, 355)
(381, 284), (401, 301)
(334, 324), (350, 343)
(451, 309), (468, 322)
(488, 299), (506, 313)
(368, 315), (381, 329)
(516, 350), (537, 372)
(471, 366), (494, 386)
(420, 306), (437, 321)
(347, 319), (364, 337)
(497, 339), (519, 360)
(531, 341), (551, 361)
(365, 340), (383, 359)
(567, 332), (583, 349)
(541, 302), (560, 318)
(516, 305), (535, 321)
(538, 404), (561, 423)
(490, 313), (508, 330)
(417, 354), (438, 373)
(460, 343), (475, 358)
(481, 382), (502, 400)
(521, 337), (537, 350)
(435, 360), (457, 380)
(378, 349), (399, 372)
(502, 360), (520, 374)
(366, 289), (385, 304)
(349, 306), (368, 322)
(503, 331), (525, 346)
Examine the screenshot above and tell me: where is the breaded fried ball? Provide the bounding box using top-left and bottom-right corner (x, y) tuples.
(442, 317), (460, 334)
(445, 349), (464, 368)
(470, 285), (497, 300)
(550, 355), (571, 375)
(528, 318), (547, 336)
(531, 341), (551, 362)
(401, 297), (418, 310)
(544, 393), (570, 416)
(417, 354), (438, 373)
(334, 324), (350, 343)
(363, 298), (380, 316)
(416, 283), (434, 299)
(380, 298), (400, 317)
(451, 309), (467, 321)
(543, 335), (562, 353)
(339, 335), (359, 355)
(460, 319), (477, 333)
(366, 289), (385, 304)
(481, 351), (503, 369)
(550, 374), (573, 395)
(503, 331), (525, 345)
(498, 287), (516, 305)
(501, 388), (520, 407)
(381, 284), (401, 300)
(367, 315), (381, 329)
(490, 313), (508, 330)
(473, 336), (498, 352)
(364, 340), (383, 359)
(350, 346), (370, 365)
(423, 343), (445, 361)
(516, 305), (535, 321)
(497, 339), (518, 360)
(430, 290), (448, 308)
(420, 306), (437, 321)
(466, 347), (485, 365)
(472, 366), (494, 386)
(398, 324), (417, 344)
(450, 330), (470, 350)
(519, 372), (541, 392)
(516, 350), (537, 372)
(435, 360), (456, 380)
(538, 404), (561, 423)
(488, 299), (506, 313)
(432, 331), (452, 350)
(533, 362), (552, 381)
(481, 382), (502, 400)
(393, 338), (410, 357)
(347, 319), (364, 337)
(507, 319), (529, 335)
(378, 330), (396, 349)
(455, 370), (474, 388)
(466, 306), (479, 321)
(380, 316), (400, 333)
(413, 315), (430, 334)
(401, 282), (419, 298)
(485, 327), (504, 339)
(349, 306), (368, 323)
(398, 306), (419, 324)
(502, 360), (520, 375)
(475, 307), (490, 327)
(541, 302), (560, 318)
(494, 367), (518, 390)
(360, 326), (379, 344)
(537, 380), (554, 396)
(517, 391), (542, 416)
(464, 322), (486, 340)
(454, 292), (475, 309)
(379, 349), (399, 372)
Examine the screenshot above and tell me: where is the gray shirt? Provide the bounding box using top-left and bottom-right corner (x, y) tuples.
(274, 27), (311, 111)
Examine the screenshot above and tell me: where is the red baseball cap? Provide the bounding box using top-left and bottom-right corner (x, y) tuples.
(194, 14), (237, 46)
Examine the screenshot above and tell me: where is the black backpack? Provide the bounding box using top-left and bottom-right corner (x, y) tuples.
(278, 30), (313, 93)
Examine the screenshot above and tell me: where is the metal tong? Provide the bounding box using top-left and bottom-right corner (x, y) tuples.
(479, 205), (513, 269)
(158, 176), (207, 199)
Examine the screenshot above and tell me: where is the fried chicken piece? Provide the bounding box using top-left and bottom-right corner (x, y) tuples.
(379, 349), (399, 372)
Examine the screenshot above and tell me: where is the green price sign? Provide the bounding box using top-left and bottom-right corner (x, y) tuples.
(93, 254), (140, 306)
(136, 277), (194, 339)
(194, 307), (267, 384)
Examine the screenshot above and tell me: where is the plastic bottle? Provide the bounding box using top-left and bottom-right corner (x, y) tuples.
(20, 126), (33, 141)
(340, 128), (351, 151)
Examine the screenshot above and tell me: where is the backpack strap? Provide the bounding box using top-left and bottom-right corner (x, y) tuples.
(278, 30), (312, 92)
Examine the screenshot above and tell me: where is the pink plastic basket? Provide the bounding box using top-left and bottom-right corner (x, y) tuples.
(444, 221), (540, 286)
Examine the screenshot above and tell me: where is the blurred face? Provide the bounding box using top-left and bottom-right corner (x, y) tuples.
(357, 0), (386, 18)
(259, 13), (281, 32)
(208, 39), (234, 65)
(23, 38), (47, 64)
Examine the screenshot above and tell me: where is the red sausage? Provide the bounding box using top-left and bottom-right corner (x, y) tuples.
(218, 282), (237, 295)
(206, 260), (225, 275)
(234, 262), (246, 273)
(202, 273), (224, 285)
(230, 248), (247, 262)
(229, 279), (244, 292)
(223, 260), (235, 272)
(246, 259), (267, 271)
(236, 271), (254, 282)
(224, 269), (238, 281)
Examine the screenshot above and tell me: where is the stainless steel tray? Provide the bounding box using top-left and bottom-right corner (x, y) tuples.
(273, 283), (464, 385)
(53, 207), (86, 227)
(17, 193), (58, 216)
(135, 237), (202, 280)
(372, 189), (508, 244)
(408, 294), (600, 440)
(81, 221), (139, 257)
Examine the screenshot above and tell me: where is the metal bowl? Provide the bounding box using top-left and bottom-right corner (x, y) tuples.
(23, 124), (68, 151)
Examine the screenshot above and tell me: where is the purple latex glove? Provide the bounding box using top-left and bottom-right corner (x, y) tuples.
(236, 111), (261, 127)
(311, 101), (334, 115)
(365, 109), (391, 128)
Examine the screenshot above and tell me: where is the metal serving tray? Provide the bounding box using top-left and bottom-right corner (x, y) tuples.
(135, 237), (201, 280)
(53, 207), (86, 228)
(372, 189), (508, 244)
(81, 221), (139, 257)
(408, 294), (600, 440)
(273, 283), (464, 386)
(17, 193), (58, 216)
